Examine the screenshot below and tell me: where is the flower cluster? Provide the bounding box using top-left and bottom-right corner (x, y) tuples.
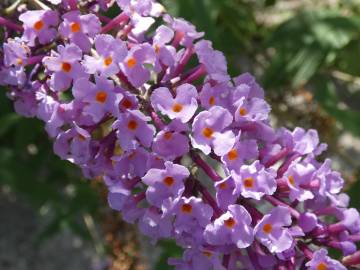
(1, 0), (359, 269)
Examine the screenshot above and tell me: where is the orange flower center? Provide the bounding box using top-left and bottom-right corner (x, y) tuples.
(316, 262), (328, 270)
(121, 99), (133, 109)
(127, 57), (137, 68)
(263, 223), (273, 234)
(172, 103), (183, 113)
(155, 45), (160, 54)
(78, 134), (86, 141)
(70, 22), (81, 33)
(224, 217), (236, 229)
(202, 251), (213, 258)
(202, 127), (214, 138)
(33, 20), (44, 31)
(288, 175), (295, 186)
(61, 62), (72, 73)
(16, 58), (23, 66)
(163, 132), (173, 140)
(181, 203), (193, 214)
(239, 107), (247, 116)
(104, 56), (113, 66)
(243, 177), (254, 188)
(209, 96), (215, 106)
(163, 176), (175, 187)
(127, 120), (138, 130)
(218, 182), (227, 190)
(128, 151), (136, 160)
(227, 148), (238, 161)
(95, 91), (107, 103)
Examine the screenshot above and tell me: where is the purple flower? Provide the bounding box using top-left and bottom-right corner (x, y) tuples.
(165, 196), (213, 234)
(221, 132), (258, 172)
(283, 161), (316, 202)
(169, 248), (225, 270)
(59, 11), (101, 52)
(199, 82), (231, 109)
(164, 15), (204, 47)
(152, 126), (189, 160)
(139, 207), (173, 242)
(107, 180), (131, 212)
(83, 34), (127, 77)
(112, 110), (155, 151)
(43, 44), (86, 91)
(118, 90), (139, 111)
(54, 125), (92, 165)
(153, 25), (175, 72)
(3, 38), (29, 67)
(0, 66), (26, 86)
(215, 176), (237, 210)
(120, 44), (155, 87)
(204, 204), (254, 248)
(112, 145), (150, 178)
(116, 0), (154, 16)
(195, 40), (229, 83)
(254, 206), (293, 253)
(151, 83), (198, 123)
(19, 10), (59, 46)
(339, 208), (360, 234)
(306, 249), (346, 270)
(232, 161), (277, 200)
(233, 96), (271, 123)
(233, 72), (265, 99)
(191, 106), (235, 156)
(142, 161), (189, 207)
(298, 212), (318, 233)
(316, 159), (344, 197)
(291, 127), (320, 155)
(73, 76), (123, 122)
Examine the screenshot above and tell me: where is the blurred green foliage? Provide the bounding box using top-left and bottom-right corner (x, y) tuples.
(0, 91), (101, 243)
(0, 0), (360, 269)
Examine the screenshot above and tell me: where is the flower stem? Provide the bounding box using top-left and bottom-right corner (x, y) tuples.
(68, 0), (78, 10)
(297, 241), (313, 260)
(343, 250), (360, 266)
(262, 148), (289, 167)
(197, 181), (222, 218)
(222, 254), (230, 269)
(247, 248), (262, 270)
(348, 234), (360, 242)
(101, 12), (129, 33)
(264, 195), (300, 218)
(27, 55), (45, 65)
(190, 151), (222, 182)
(0, 16), (23, 32)
(172, 46), (194, 79)
(180, 64), (206, 85)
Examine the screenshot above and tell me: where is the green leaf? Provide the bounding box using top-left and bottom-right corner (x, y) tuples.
(313, 78), (360, 136)
(155, 240), (182, 270)
(287, 47), (326, 87)
(0, 113), (20, 137)
(336, 39), (360, 76)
